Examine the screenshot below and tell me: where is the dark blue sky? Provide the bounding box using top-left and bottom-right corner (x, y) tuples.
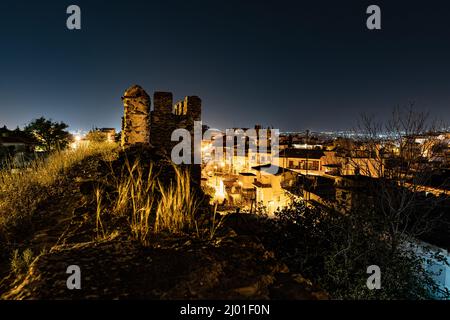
(1, 0), (450, 132)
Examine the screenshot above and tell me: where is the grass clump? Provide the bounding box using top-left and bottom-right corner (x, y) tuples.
(10, 248), (34, 276)
(95, 159), (202, 245)
(0, 142), (117, 242)
(155, 165), (200, 234)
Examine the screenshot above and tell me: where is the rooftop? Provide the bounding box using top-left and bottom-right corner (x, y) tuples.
(279, 149), (325, 159)
(0, 136), (35, 145)
(251, 164), (295, 175)
(253, 181), (272, 188)
(239, 172), (256, 176)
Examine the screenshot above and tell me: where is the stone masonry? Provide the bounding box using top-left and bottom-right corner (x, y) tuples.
(121, 85), (202, 183)
(121, 85), (151, 147)
(150, 92), (201, 158)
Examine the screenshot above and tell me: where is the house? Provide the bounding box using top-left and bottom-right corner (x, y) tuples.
(0, 136), (37, 168)
(333, 175), (377, 212)
(238, 172), (256, 190)
(0, 125), (11, 137)
(0, 136), (36, 153)
(99, 128), (116, 142)
(0, 126), (37, 165)
(250, 164), (298, 215)
(338, 154), (384, 177)
(278, 148), (336, 175)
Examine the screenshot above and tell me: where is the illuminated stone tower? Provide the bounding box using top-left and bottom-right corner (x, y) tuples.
(121, 85), (151, 147)
(120, 85), (202, 183)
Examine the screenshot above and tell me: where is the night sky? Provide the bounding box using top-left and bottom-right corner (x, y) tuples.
(1, 0), (450, 132)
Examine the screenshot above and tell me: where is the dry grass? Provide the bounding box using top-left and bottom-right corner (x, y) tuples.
(95, 159), (200, 245)
(207, 203), (226, 240)
(0, 142), (117, 239)
(1, 142), (207, 247)
(10, 248), (34, 276)
(95, 187), (106, 239)
(113, 159), (157, 244)
(155, 165), (200, 234)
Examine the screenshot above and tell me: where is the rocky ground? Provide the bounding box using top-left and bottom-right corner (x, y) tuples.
(0, 146), (327, 300)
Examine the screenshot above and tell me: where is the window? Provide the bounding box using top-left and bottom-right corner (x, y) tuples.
(302, 160), (319, 171)
(310, 161), (319, 171)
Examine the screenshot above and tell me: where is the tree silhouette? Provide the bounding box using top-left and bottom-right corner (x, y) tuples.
(24, 117), (70, 152)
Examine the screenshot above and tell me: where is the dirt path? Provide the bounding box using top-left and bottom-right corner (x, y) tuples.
(27, 181), (83, 252)
(0, 155), (101, 294)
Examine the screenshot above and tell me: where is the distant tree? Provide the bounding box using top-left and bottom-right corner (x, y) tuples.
(24, 117), (70, 152)
(353, 106), (447, 251)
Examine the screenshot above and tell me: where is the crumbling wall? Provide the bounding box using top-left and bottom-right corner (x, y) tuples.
(150, 93), (201, 182)
(121, 85), (151, 147)
(150, 93), (201, 158)
(149, 92), (174, 153)
(121, 85), (201, 183)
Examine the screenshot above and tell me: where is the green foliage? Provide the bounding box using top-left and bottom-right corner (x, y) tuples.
(270, 200), (448, 299)
(24, 117), (70, 151)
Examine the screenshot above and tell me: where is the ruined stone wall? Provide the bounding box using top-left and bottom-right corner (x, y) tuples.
(150, 93), (201, 182)
(121, 85), (151, 147)
(150, 93), (201, 157)
(121, 85), (202, 183)
(149, 92), (174, 153)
